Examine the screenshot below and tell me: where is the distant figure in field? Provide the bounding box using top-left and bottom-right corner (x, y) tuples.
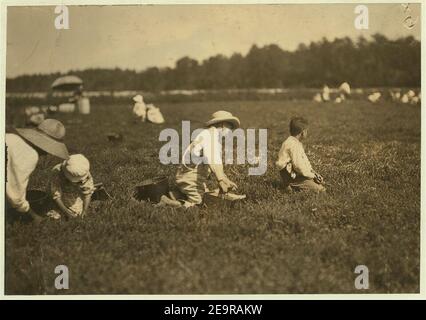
(334, 96), (343, 104)
(159, 111), (241, 208)
(410, 91), (421, 105)
(313, 93), (322, 103)
(5, 119), (69, 223)
(368, 92), (381, 103)
(24, 106), (45, 126)
(132, 94), (147, 122)
(389, 90), (401, 102)
(322, 85), (330, 102)
(146, 103), (165, 124)
(401, 93), (410, 104)
(48, 154), (95, 219)
(276, 117), (325, 193)
(339, 82), (351, 99)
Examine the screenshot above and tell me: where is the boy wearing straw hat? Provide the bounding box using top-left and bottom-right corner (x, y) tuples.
(276, 117), (325, 193)
(159, 110), (240, 208)
(48, 154), (95, 219)
(5, 119), (69, 223)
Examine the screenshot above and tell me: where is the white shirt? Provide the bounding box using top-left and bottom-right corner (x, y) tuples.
(180, 127), (226, 181)
(133, 102), (147, 117)
(276, 136), (315, 179)
(183, 127), (223, 166)
(6, 133), (39, 212)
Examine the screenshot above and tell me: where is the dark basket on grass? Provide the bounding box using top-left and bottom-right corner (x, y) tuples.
(134, 177), (169, 203)
(27, 189), (50, 214)
(107, 133), (123, 143)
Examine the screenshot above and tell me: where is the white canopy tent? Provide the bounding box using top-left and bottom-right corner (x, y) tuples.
(51, 75), (83, 91)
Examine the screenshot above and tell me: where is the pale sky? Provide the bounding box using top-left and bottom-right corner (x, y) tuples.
(6, 4), (421, 78)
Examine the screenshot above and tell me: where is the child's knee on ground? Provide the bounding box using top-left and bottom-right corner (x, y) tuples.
(292, 179), (326, 193)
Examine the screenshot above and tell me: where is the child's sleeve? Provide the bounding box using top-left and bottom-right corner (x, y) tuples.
(275, 142), (287, 170)
(289, 144), (315, 179)
(80, 174), (95, 196)
(202, 131), (226, 181)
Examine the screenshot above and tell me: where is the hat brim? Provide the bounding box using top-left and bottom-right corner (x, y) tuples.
(16, 128), (69, 160)
(205, 117), (240, 129)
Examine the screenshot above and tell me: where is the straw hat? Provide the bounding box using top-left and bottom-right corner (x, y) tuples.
(133, 95), (144, 103)
(62, 154), (90, 183)
(16, 119), (69, 160)
(205, 111), (240, 129)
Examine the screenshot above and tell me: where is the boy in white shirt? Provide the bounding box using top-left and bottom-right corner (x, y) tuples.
(159, 111), (239, 208)
(276, 117), (325, 193)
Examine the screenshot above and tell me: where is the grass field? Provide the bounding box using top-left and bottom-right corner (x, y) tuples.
(5, 99), (420, 294)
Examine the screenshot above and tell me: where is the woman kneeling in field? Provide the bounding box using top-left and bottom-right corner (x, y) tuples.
(47, 154), (95, 219)
(159, 111), (240, 208)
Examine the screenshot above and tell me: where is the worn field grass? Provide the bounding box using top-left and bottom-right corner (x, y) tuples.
(5, 99), (420, 294)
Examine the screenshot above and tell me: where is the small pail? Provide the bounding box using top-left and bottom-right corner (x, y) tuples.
(78, 97), (90, 114)
(107, 133), (123, 142)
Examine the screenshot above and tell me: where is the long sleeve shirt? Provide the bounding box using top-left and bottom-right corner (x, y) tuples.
(276, 136), (315, 179)
(181, 127), (225, 181)
(5, 133), (39, 212)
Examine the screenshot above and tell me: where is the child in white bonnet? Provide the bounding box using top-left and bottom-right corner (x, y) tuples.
(132, 95), (147, 122)
(48, 154), (95, 219)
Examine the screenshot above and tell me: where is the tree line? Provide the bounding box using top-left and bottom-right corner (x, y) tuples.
(6, 34), (420, 92)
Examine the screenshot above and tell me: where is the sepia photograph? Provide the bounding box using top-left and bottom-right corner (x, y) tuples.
(2, 1), (422, 296)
